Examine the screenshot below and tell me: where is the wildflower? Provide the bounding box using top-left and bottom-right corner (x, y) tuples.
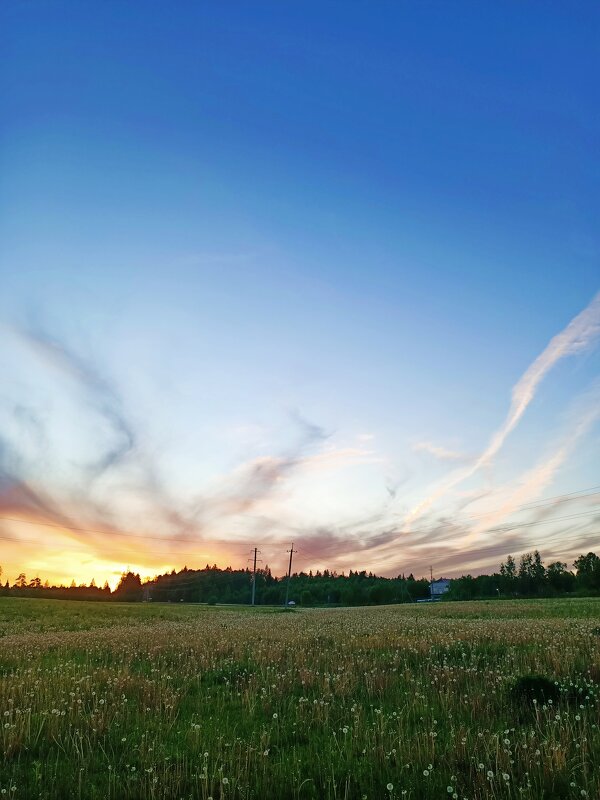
(387, 783), (393, 791)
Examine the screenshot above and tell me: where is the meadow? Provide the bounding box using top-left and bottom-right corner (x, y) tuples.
(0, 598), (598, 800)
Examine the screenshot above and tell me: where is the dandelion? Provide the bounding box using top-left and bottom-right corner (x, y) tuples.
(387, 783), (393, 791)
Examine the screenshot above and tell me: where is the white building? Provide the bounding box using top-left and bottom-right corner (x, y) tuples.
(430, 578), (451, 598)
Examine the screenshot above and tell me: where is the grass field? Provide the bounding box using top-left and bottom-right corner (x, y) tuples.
(0, 598), (598, 800)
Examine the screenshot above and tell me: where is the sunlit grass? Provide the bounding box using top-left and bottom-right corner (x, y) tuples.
(0, 598), (598, 799)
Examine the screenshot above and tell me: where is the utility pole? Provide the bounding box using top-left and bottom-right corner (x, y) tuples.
(248, 548), (261, 606)
(284, 543), (297, 606)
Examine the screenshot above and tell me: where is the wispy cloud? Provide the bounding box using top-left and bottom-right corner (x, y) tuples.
(412, 440), (469, 462)
(459, 382), (600, 541)
(1, 331), (335, 571)
(299, 447), (383, 473)
(14, 326), (136, 478)
(2, 291), (599, 583)
(405, 292), (600, 527)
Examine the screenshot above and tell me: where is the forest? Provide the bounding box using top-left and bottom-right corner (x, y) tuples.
(1, 550), (599, 605)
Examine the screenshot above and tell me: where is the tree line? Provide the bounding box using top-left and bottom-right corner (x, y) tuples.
(0, 550), (599, 605)
(447, 550), (600, 600)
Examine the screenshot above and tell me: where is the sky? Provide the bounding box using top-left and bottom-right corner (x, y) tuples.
(0, 2), (599, 588)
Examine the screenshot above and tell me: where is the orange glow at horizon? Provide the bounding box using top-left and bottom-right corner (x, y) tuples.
(0, 513), (234, 590)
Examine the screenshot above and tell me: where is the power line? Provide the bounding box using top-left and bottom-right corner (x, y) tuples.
(294, 509), (600, 562)
(487, 509), (600, 532)
(1, 484), (598, 583)
(457, 485), (600, 521)
(3, 509), (594, 566)
(1, 484), (597, 550)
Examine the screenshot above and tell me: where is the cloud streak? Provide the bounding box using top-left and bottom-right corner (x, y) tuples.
(459, 384), (600, 543)
(412, 441), (470, 462)
(404, 292), (600, 527)
(15, 326), (136, 478)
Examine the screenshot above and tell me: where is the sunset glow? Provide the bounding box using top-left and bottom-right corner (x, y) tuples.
(1, 3), (598, 588)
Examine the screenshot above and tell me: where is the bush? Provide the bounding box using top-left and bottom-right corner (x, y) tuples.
(207, 596), (217, 606)
(510, 674), (560, 705)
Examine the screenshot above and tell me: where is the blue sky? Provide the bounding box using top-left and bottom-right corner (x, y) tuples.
(0, 3), (599, 585)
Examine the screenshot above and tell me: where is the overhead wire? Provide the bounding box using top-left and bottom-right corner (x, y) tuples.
(0, 484), (598, 579)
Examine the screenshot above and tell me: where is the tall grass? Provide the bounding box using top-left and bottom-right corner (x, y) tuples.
(0, 598), (598, 799)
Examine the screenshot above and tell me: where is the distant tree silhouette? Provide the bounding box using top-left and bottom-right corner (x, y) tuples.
(574, 552), (600, 592)
(1, 550), (598, 605)
(114, 571), (143, 602)
(15, 573), (27, 588)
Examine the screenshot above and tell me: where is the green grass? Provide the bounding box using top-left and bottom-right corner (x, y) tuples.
(0, 597), (599, 799)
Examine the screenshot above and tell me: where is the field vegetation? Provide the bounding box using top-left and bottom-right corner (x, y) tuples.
(0, 597), (599, 799)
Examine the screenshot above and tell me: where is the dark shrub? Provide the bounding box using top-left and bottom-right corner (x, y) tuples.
(511, 674), (560, 705)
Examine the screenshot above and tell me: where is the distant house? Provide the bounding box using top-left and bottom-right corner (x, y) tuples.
(430, 579), (451, 598)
